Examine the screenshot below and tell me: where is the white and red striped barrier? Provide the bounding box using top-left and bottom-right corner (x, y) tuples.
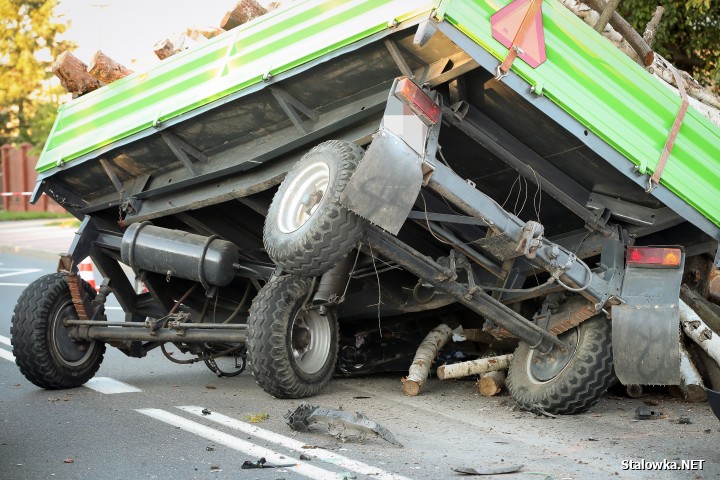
(0, 192), (33, 197)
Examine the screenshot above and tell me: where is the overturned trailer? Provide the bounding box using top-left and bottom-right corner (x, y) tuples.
(11, 0), (720, 414)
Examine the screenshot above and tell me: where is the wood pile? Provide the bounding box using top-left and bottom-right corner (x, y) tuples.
(53, 0), (283, 96)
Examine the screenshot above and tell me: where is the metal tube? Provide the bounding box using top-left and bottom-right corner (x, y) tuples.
(366, 228), (566, 354)
(66, 320), (247, 329)
(426, 162), (611, 306)
(85, 327), (247, 343)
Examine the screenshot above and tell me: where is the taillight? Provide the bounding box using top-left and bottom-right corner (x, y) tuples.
(627, 247), (682, 268)
(393, 78), (441, 125)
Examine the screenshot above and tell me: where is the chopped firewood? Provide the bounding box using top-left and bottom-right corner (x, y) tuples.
(437, 354), (512, 380)
(187, 26), (226, 41)
(581, 0), (653, 65)
(52, 51), (104, 96)
(477, 370), (505, 397)
(625, 384), (643, 398)
(88, 51), (133, 84)
(679, 285), (720, 389)
(401, 323), (453, 396)
(153, 34), (202, 60)
(680, 300), (720, 372)
(220, 0), (267, 30)
(678, 340), (707, 402)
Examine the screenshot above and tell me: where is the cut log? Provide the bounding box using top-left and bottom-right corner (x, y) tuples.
(678, 340), (707, 402)
(625, 384), (643, 398)
(680, 300), (720, 368)
(437, 354), (513, 380)
(593, 0), (620, 33)
(52, 51), (104, 96)
(477, 370), (505, 397)
(88, 51), (133, 84)
(401, 323), (453, 396)
(680, 285), (720, 331)
(220, 0), (267, 30)
(188, 26), (226, 40)
(153, 34), (202, 60)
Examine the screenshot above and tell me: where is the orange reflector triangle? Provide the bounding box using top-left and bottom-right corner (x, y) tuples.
(491, 0), (547, 69)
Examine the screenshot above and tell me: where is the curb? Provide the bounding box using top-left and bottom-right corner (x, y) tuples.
(0, 245), (67, 262)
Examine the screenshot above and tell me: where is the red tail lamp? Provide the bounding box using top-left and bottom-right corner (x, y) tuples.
(627, 247), (682, 268)
(393, 78), (441, 125)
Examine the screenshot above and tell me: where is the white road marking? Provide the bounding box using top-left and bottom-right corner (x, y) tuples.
(84, 377), (142, 394)
(0, 347), (15, 362)
(0, 268), (41, 278)
(137, 409), (339, 480)
(0, 335), (10, 346)
(179, 406), (412, 480)
(0, 283), (29, 287)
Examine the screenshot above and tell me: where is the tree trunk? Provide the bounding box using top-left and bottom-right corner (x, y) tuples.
(220, 0), (267, 30)
(401, 324), (453, 396)
(477, 370), (505, 397)
(88, 51), (133, 84)
(436, 354), (513, 380)
(53, 51), (104, 96)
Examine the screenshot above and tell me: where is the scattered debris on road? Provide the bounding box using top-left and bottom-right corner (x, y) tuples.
(635, 406), (663, 420)
(241, 457), (296, 469)
(452, 464), (523, 475)
(63, 458), (74, 464)
(285, 404), (402, 447)
(245, 412), (269, 424)
(201, 408), (211, 415)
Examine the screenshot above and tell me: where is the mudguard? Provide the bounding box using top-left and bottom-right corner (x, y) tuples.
(612, 252), (685, 385)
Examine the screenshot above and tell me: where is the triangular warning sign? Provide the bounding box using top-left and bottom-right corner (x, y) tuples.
(491, 0), (546, 69)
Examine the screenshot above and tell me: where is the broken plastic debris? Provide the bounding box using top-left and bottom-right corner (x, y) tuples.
(635, 406), (663, 420)
(285, 404), (402, 447)
(241, 457), (295, 469)
(453, 464), (523, 475)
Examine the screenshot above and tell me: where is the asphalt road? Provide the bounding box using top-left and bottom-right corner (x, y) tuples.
(2, 251), (720, 480)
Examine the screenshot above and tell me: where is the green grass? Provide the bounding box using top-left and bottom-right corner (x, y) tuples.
(0, 210), (74, 221)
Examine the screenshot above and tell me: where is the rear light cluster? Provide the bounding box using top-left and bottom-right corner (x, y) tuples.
(393, 78), (442, 125)
(626, 247), (682, 268)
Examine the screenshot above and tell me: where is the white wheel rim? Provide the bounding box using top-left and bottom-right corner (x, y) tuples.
(291, 309), (331, 375)
(277, 160), (330, 234)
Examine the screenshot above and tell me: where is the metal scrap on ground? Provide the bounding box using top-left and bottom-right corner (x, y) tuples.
(285, 404), (403, 447)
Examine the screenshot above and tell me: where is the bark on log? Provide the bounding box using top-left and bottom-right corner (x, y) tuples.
(642, 6), (664, 48)
(52, 51), (104, 96)
(593, 0), (620, 33)
(88, 51), (133, 84)
(437, 354), (513, 380)
(401, 324), (453, 396)
(153, 39), (175, 60)
(680, 300), (720, 371)
(681, 285), (720, 331)
(220, 0), (267, 30)
(625, 384), (643, 398)
(581, 0), (654, 65)
(678, 340), (707, 402)
(477, 370), (505, 397)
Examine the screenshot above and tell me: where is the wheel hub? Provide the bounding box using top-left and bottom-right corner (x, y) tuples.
(51, 300), (97, 367)
(290, 309), (331, 375)
(277, 160), (330, 234)
(528, 328), (578, 383)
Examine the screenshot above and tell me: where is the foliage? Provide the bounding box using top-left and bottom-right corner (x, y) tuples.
(0, 0), (74, 148)
(0, 210), (72, 221)
(618, 0), (719, 91)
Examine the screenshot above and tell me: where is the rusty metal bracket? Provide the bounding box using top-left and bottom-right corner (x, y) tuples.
(516, 220), (544, 258)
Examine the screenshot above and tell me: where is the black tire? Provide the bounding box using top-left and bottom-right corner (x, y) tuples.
(264, 140), (367, 277)
(506, 315), (614, 415)
(11, 272), (106, 389)
(247, 275), (338, 398)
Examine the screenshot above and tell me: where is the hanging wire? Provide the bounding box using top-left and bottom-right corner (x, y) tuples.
(367, 241), (383, 337)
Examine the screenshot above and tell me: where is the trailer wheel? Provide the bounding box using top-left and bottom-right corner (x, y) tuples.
(506, 315), (613, 414)
(264, 140), (367, 277)
(11, 272), (106, 389)
(247, 275), (338, 398)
